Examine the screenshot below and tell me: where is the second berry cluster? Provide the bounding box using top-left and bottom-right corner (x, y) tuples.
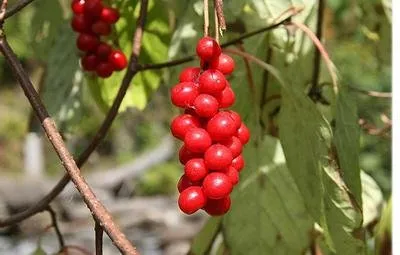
(170, 37), (250, 216)
(71, 0), (127, 78)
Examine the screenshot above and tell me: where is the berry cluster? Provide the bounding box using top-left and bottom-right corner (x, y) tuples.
(70, 0), (128, 78)
(170, 37), (250, 216)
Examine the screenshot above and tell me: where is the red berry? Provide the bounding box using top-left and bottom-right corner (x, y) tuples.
(184, 158), (208, 182)
(184, 128), (212, 153)
(91, 20), (111, 36)
(100, 7), (120, 24)
(237, 123), (250, 144)
(108, 50), (128, 71)
(202, 172), (233, 199)
(76, 33), (99, 52)
(179, 146), (203, 165)
(71, 15), (91, 33)
(204, 144), (233, 170)
(196, 36), (221, 61)
(221, 136), (242, 158)
(96, 62), (114, 78)
(178, 186), (207, 214)
(170, 114), (201, 140)
(179, 67), (201, 82)
(215, 85), (235, 108)
(84, 0), (103, 18)
(198, 69), (227, 94)
(231, 154), (245, 172)
(96, 43), (112, 60)
(177, 174), (200, 192)
(170, 82), (199, 108)
(227, 110), (242, 129)
(81, 54), (98, 71)
(71, 0), (85, 14)
(193, 94), (219, 118)
(206, 112), (237, 141)
(210, 53), (235, 75)
(225, 166), (239, 185)
(203, 196), (231, 216)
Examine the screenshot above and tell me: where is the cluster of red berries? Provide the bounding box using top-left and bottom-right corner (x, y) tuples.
(170, 37), (250, 216)
(70, 0), (128, 78)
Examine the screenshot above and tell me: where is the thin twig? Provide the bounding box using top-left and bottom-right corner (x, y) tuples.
(0, 0), (8, 23)
(95, 220), (104, 255)
(234, 44), (255, 97)
(46, 206), (65, 252)
(4, 0), (34, 19)
(204, 0), (209, 36)
(214, 7), (219, 43)
(348, 85), (392, 98)
(214, 0), (226, 31)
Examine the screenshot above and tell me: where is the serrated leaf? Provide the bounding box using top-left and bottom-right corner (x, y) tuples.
(189, 217), (222, 255)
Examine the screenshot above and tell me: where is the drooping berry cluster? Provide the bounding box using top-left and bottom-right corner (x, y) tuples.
(70, 0), (128, 78)
(170, 37), (250, 216)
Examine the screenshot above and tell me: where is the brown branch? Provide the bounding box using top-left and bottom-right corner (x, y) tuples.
(0, 0), (8, 23)
(234, 44), (255, 97)
(46, 206), (65, 252)
(348, 86), (392, 98)
(214, 0), (226, 31)
(204, 0), (209, 36)
(4, 0), (34, 19)
(95, 220), (104, 255)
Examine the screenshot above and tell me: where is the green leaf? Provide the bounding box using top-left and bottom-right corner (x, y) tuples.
(361, 171), (383, 228)
(381, 0), (391, 23)
(188, 217), (222, 255)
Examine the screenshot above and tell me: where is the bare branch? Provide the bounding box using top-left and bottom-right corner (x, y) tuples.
(95, 220), (104, 255)
(0, 0), (8, 23)
(4, 0), (34, 19)
(348, 85), (392, 98)
(204, 0), (209, 36)
(46, 206), (65, 252)
(214, 0), (226, 31)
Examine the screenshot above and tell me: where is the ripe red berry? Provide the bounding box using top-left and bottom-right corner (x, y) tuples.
(221, 136), (242, 158)
(84, 0), (103, 18)
(71, 15), (91, 33)
(215, 85), (235, 108)
(170, 114), (201, 140)
(92, 20), (112, 36)
(206, 112), (237, 141)
(237, 123), (250, 144)
(179, 67), (201, 82)
(203, 196), (231, 216)
(227, 110), (242, 129)
(96, 43), (112, 60)
(108, 50), (128, 71)
(196, 36), (221, 61)
(177, 174), (200, 192)
(210, 53), (235, 75)
(71, 0), (85, 14)
(170, 82), (199, 108)
(231, 154), (245, 172)
(100, 7), (120, 24)
(184, 128), (212, 153)
(202, 172), (233, 199)
(193, 94), (219, 118)
(204, 144), (233, 170)
(179, 146), (203, 165)
(184, 158), (208, 182)
(96, 62), (114, 78)
(225, 166), (239, 185)
(178, 186), (207, 214)
(198, 69), (227, 94)
(76, 33), (99, 52)
(81, 54), (98, 71)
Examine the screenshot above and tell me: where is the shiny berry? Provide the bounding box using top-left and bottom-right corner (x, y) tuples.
(198, 69), (227, 94)
(170, 82), (199, 108)
(81, 54), (98, 71)
(215, 85), (235, 108)
(84, 0), (103, 18)
(71, 14), (91, 33)
(196, 36), (221, 61)
(225, 166), (239, 185)
(71, 0), (85, 14)
(206, 112), (237, 141)
(227, 110), (242, 129)
(96, 62), (113, 78)
(231, 154), (245, 172)
(221, 136), (242, 158)
(237, 123), (250, 144)
(96, 43), (112, 60)
(92, 20), (111, 36)
(203, 196), (231, 216)
(76, 33), (99, 52)
(170, 114), (201, 140)
(108, 50), (128, 71)
(179, 67), (201, 82)
(177, 174), (200, 193)
(179, 146), (203, 165)
(184, 158), (208, 182)
(210, 53), (235, 75)
(202, 172), (233, 199)
(100, 7), (120, 24)
(193, 94), (219, 118)
(178, 186), (207, 214)
(184, 128), (212, 153)
(204, 144), (233, 170)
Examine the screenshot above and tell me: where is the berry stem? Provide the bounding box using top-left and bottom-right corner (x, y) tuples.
(203, 0), (209, 36)
(214, 0), (226, 31)
(214, 6), (219, 43)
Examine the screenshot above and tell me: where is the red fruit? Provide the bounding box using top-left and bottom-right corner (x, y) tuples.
(196, 36), (221, 61)
(177, 174), (200, 192)
(184, 158), (208, 182)
(210, 53), (235, 75)
(76, 33), (99, 52)
(170, 114), (201, 140)
(193, 94), (219, 118)
(71, 0), (85, 14)
(203, 196), (231, 216)
(84, 0), (103, 18)
(215, 85), (235, 108)
(96, 43), (112, 60)
(184, 128), (212, 153)
(81, 54), (98, 71)
(204, 144), (233, 170)
(170, 82), (199, 108)
(108, 50), (128, 71)
(96, 62), (114, 78)
(237, 123), (250, 144)
(179, 146), (203, 165)
(100, 7), (120, 24)
(227, 110), (242, 129)
(221, 136), (242, 158)
(231, 154), (245, 172)
(198, 69), (227, 94)
(91, 20), (111, 36)
(178, 186), (207, 214)
(225, 166), (239, 185)
(202, 172), (233, 199)
(179, 67), (201, 82)
(71, 15), (91, 33)
(206, 112), (237, 141)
